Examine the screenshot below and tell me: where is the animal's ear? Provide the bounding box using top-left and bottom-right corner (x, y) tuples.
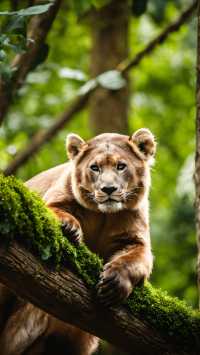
(66, 133), (86, 160)
(130, 128), (156, 163)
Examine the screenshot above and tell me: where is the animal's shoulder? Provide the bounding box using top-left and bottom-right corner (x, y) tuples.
(25, 162), (71, 197)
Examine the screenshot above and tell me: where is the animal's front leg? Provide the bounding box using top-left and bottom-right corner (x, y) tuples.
(47, 204), (83, 244)
(97, 235), (153, 306)
(0, 303), (48, 355)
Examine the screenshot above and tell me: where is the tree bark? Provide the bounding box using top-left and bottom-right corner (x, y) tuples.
(195, 0), (200, 309)
(0, 241), (190, 355)
(89, 0), (129, 135)
(0, 0), (62, 125)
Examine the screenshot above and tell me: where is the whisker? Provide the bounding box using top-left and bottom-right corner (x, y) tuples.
(124, 186), (144, 201)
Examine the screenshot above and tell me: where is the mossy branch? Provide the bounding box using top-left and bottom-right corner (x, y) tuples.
(0, 174), (199, 354)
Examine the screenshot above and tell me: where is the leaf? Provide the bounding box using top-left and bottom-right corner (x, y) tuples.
(0, 3), (53, 17)
(17, 4), (53, 16)
(0, 50), (6, 61)
(78, 70), (127, 95)
(131, 0), (149, 17)
(97, 70), (126, 90)
(59, 67), (87, 81)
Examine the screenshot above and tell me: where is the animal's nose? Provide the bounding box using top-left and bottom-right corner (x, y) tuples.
(101, 186), (117, 195)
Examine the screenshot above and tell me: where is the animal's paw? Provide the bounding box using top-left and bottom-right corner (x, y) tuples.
(96, 262), (133, 306)
(61, 216), (83, 245)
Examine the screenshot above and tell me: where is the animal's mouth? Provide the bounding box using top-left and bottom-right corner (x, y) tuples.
(98, 198), (123, 213)
(99, 198), (120, 204)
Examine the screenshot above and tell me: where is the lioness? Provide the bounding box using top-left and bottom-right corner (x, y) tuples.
(0, 129), (156, 355)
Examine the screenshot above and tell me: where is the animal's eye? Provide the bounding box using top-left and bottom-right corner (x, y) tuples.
(90, 164), (99, 172)
(117, 163), (127, 171)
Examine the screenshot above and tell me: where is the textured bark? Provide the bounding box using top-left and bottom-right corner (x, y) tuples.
(0, 0), (62, 125)
(89, 0), (129, 134)
(195, 0), (200, 309)
(0, 241), (189, 355)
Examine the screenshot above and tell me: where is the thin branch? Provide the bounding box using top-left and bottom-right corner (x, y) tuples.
(4, 94), (90, 176)
(0, 0), (62, 125)
(117, 0), (197, 73)
(3, 0), (197, 176)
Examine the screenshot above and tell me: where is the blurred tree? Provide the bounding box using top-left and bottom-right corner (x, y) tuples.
(89, 0), (129, 134)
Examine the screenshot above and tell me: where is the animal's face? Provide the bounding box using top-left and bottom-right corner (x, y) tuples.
(77, 148), (147, 213)
(67, 130), (156, 213)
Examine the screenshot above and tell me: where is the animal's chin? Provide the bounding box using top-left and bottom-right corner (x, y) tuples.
(98, 200), (123, 213)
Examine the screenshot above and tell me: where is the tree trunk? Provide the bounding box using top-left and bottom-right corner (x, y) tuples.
(89, 0), (129, 135)
(195, 0), (200, 309)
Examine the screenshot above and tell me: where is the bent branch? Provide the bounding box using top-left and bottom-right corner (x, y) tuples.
(3, 0), (197, 176)
(0, 174), (199, 354)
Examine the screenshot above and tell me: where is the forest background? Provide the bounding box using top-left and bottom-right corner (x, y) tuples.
(0, 0), (197, 312)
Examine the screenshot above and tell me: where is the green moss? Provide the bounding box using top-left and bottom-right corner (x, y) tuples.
(0, 174), (101, 286)
(0, 173), (200, 352)
(128, 283), (200, 351)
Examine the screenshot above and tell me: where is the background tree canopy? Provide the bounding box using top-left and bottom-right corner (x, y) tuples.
(0, 0), (197, 312)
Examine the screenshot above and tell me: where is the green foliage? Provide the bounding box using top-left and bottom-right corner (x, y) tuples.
(0, 4), (53, 16)
(0, 2), (53, 82)
(152, 193), (198, 306)
(0, 173), (200, 352)
(79, 70), (126, 95)
(131, 0), (149, 17)
(70, 0), (110, 15)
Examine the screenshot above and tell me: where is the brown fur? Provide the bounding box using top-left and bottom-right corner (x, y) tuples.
(0, 129), (156, 355)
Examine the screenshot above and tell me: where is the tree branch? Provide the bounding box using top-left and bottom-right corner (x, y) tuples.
(117, 0), (197, 73)
(0, 0), (62, 125)
(0, 174), (199, 354)
(0, 241), (187, 355)
(3, 93), (90, 176)
(3, 0), (197, 176)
